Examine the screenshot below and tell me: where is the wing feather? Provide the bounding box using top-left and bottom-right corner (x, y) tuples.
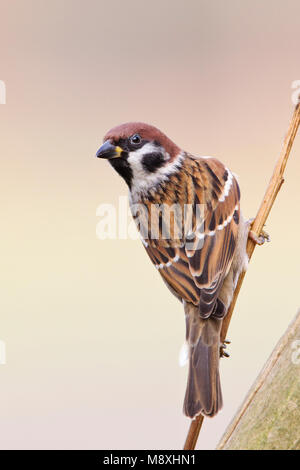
(138, 156), (241, 318)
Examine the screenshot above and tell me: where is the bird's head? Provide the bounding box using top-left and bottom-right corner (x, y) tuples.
(96, 122), (183, 196)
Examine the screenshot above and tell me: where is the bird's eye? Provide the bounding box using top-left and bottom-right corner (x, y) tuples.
(130, 134), (142, 145)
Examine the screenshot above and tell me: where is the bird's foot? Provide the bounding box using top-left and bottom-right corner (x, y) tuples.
(220, 340), (231, 358)
(247, 218), (270, 245)
(249, 228), (270, 245)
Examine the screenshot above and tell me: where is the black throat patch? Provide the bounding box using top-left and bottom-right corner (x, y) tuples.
(109, 155), (133, 188)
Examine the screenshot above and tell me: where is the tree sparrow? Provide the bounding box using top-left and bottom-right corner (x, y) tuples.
(96, 122), (249, 418)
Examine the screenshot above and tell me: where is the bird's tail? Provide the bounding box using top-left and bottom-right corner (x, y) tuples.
(183, 309), (223, 418)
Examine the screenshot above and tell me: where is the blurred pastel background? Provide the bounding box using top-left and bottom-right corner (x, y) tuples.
(0, 0), (299, 450)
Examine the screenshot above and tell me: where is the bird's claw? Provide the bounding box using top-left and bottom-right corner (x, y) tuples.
(220, 340), (231, 358)
(249, 229), (270, 245)
(247, 219), (270, 246)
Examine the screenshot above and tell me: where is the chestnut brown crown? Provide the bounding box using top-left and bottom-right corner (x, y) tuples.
(104, 122), (181, 160)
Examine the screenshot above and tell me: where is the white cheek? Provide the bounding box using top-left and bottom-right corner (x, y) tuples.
(127, 143), (162, 180)
(128, 145), (184, 199)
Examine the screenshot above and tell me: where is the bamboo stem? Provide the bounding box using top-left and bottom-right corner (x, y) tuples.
(183, 101), (300, 450)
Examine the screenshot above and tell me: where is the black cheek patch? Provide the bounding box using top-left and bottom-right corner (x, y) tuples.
(141, 152), (165, 173)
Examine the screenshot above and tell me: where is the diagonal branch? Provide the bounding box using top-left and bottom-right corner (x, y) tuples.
(183, 100), (300, 451)
(217, 309), (300, 450)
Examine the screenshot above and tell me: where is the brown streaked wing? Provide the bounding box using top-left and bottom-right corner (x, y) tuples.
(185, 157), (241, 317)
(140, 156), (241, 318)
(145, 244), (200, 305)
